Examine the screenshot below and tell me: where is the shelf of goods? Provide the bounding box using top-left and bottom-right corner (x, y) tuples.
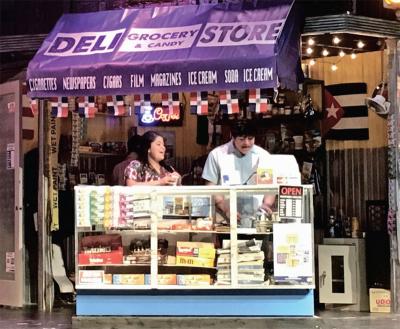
(75, 185), (315, 316)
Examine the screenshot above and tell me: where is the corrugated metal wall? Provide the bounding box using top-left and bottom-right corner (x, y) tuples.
(327, 147), (388, 230)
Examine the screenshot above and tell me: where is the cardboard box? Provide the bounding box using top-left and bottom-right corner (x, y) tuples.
(177, 274), (211, 286)
(176, 241), (215, 259)
(369, 288), (391, 313)
(176, 256), (215, 268)
(79, 270), (104, 284)
(145, 274), (177, 285)
(113, 274), (145, 285)
(78, 248), (123, 265)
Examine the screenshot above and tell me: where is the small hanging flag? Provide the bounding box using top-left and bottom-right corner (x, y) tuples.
(133, 94), (151, 114)
(162, 92), (180, 116)
(190, 91), (208, 115)
(248, 88), (270, 113)
(219, 90), (239, 114)
(106, 95), (126, 116)
(50, 97), (69, 118)
(77, 96), (97, 118)
(30, 98), (38, 115)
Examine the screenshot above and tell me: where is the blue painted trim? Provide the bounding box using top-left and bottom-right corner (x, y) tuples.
(76, 290), (314, 316)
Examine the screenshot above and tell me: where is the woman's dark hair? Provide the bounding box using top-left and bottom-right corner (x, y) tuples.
(127, 134), (142, 153)
(230, 120), (256, 138)
(137, 131), (173, 172)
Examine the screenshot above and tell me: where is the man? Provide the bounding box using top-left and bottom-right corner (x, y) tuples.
(202, 120), (275, 223)
(112, 134), (142, 185)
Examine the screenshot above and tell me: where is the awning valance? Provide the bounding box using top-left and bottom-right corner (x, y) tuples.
(27, 1), (303, 98)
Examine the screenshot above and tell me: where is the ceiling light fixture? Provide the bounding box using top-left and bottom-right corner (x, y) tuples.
(322, 49), (329, 56)
(307, 38), (315, 46)
(333, 36), (341, 44)
(306, 47), (313, 54)
(331, 64), (338, 71)
(339, 50), (345, 57)
(351, 53), (357, 59)
(310, 59), (316, 66)
(357, 40), (365, 48)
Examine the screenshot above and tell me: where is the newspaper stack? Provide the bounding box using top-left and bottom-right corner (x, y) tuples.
(216, 239), (265, 285)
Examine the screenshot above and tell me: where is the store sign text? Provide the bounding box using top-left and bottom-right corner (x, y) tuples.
(140, 107), (180, 125)
(45, 29), (126, 56)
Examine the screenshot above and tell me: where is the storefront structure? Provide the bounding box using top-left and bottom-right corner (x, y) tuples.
(26, 1), (314, 316)
(302, 14), (400, 313)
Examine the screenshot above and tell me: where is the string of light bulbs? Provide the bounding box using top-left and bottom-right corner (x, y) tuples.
(304, 36), (366, 71)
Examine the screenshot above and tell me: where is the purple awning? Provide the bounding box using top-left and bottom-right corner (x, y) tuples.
(27, 1), (303, 98)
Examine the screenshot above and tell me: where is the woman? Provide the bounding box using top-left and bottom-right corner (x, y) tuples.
(124, 131), (180, 186)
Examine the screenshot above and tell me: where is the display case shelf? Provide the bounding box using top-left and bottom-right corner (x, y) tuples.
(75, 185), (315, 316)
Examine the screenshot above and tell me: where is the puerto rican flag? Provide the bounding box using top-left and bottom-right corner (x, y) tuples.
(161, 92), (180, 116)
(106, 95), (126, 116)
(190, 91), (208, 115)
(78, 96), (97, 118)
(50, 97), (69, 118)
(219, 90), (239, 114)
(133, 94), (151, 114)
(248, 88), (270, 113)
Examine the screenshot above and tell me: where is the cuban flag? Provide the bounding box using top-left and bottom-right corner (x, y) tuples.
(133, 94), (151, 114)
(322, 83), (369, 140)
(190, 91), (208, 115)
(106, 95), (126, 116)
(219, 90), (239, 114)
(77, 96), (97, 118)
(50, 97), (69, 118)
(161, 92), (180, 116)
(248, 88), (270, 113)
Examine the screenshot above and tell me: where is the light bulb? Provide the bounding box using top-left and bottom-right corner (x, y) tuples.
(306, 47), (313, 54)
(351, 53), (357, 59)
(310, 59), (316, 66)
(322, 49), (329, 57)
(333, 36), (341, 44)
(307, 38), (315, 46)
(331, 64), (338, 71)
(357, 40), (365, 48)
(339, 50), (345, 57)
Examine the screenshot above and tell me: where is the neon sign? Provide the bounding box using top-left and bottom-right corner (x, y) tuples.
(139, 104), (183, 127)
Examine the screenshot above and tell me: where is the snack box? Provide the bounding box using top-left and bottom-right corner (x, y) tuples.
(112, 274), (145, 285)
(78, 248), (123, 265)
(176, 241), (215, 259)
(144, 274), (177, 285)
(176, 274), (211, 286)
(176, 256), (215, 268)
(79, 270), (104, 284)
(369, 288), (391, 313)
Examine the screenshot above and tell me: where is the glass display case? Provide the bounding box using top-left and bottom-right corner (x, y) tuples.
(74, 185), (315, 316)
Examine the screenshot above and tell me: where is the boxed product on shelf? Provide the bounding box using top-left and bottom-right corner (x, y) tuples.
(113, 274), (145, 285)
(79, 248), (123, 265)
(144, 274), (177, 285)
(176, 241), (215, 259)
(163, 195), (211, 218)
(75, 186), (113, 228)
(114, 187), (151, 228)
(79, 270), (104, 284)
(158, 220), (192, 231)
(176, 256), (215, 268)
(176, 274), (211, 286)
(79, 234), (123, 265)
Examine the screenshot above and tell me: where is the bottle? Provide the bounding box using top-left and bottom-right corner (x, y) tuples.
(328, 215), (335, 238)
(351, 217), (360, 238)
(334, 216), (343, 238)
